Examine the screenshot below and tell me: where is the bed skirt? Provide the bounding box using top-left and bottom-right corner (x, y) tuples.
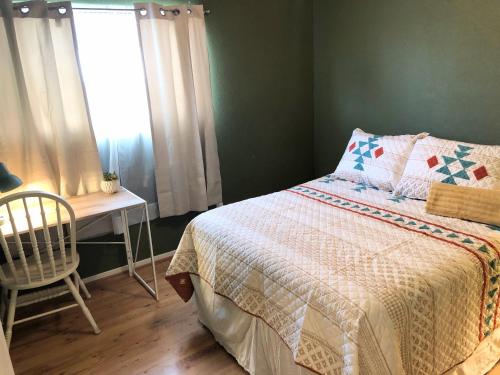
(192, 275), (316, 375)
(191, 274), (500, 375)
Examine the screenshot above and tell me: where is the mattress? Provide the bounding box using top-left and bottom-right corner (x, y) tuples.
(166, 176), (500, 375)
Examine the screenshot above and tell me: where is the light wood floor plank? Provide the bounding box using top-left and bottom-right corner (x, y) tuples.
(8, 259), (500, 374)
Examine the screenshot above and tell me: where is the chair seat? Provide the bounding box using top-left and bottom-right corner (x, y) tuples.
(1, 251), (79, 290)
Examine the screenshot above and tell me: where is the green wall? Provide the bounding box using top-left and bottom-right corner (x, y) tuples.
(77, 0), (314, 277)
(314, 0), (500, 176)
(205, 0), (314, 202)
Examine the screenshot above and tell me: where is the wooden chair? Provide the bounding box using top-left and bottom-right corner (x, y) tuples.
(0, 191), (100, 348)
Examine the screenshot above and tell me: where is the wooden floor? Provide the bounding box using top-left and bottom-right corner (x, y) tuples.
(9, 259), (245, 375)
(8, 259), (500, 375)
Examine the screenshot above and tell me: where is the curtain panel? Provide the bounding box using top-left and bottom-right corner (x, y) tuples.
(135, 3), (222, 217)
(0, 1), (222, 219)
(0, 1), (102, 197)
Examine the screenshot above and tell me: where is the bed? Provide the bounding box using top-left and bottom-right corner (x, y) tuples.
(166, 175), (500, 375)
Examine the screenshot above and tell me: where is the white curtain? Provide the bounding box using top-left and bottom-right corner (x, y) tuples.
(135, 3), (222, 217)
(0, 1), (102, 197)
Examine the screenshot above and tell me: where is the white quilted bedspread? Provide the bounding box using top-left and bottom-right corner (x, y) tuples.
(166, 176), (500, 375)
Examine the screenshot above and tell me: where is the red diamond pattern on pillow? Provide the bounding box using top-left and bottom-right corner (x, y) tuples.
(394, 136), (500, 200)
(427, 156), (439, 168)
(333, 128), (427, 192)
(473, 166), (488, 180)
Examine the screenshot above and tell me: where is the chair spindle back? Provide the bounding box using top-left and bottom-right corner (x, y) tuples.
(0, 191), (77, 286)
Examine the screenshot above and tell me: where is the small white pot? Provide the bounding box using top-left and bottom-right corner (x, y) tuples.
(101, 179), (120, 194)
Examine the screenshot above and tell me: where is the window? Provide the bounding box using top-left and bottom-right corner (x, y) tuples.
(73, 9), (157, 215)
(73, 9), (151, 140)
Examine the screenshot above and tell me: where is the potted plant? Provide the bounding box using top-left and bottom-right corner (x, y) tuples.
(101, 172), (120, 194)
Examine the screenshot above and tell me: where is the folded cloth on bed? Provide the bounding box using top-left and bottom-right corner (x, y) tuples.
(426, 182), (500, 226)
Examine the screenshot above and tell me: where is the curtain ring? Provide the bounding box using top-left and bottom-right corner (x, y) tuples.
(171, 9), (180, 16)
(159, 8), (166, 16)
(139, 8), (147, 16)
(19, 5), (30, 14)
(58, 6), (67, 15)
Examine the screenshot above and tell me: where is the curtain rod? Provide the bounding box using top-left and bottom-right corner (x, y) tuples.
(12, 4), (211, 16)
(71, 6), (211, 16)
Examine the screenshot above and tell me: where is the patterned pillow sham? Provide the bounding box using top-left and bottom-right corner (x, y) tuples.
(332, 128), (427, 191)
(394, 136), (500, 200)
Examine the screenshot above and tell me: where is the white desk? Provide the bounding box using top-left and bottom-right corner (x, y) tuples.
(1, 188), (159, 301)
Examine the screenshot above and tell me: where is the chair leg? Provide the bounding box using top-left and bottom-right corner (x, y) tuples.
(74, 272), (91, 299)
(5, 289), (17, 348)
(64, 277), (101, 335)
(0, 286), (7, 320)
(74, 273), (80, 294)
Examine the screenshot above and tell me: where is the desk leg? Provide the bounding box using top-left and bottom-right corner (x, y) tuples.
(121, 209), (134, 277)
(143, 203), (159, 300)
(127, 204), (159, 301)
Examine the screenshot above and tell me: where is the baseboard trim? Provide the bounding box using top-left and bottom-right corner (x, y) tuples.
(82, 250), (175, 284)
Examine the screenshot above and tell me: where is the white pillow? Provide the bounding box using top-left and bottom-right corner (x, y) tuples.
(394, 136), (500, 200)
(333, 128), (427, 191)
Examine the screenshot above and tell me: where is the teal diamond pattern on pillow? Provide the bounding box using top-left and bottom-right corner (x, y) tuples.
(432, 145), (477, 185)
(351, 135), (382, 171)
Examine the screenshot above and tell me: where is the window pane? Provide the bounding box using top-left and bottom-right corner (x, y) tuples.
(73, 9), (151, 140)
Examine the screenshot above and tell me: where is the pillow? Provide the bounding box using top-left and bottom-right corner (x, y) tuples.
(426, 182), (500, 226)
(332, 128), (427, 191)
(394, 136), (500, 200)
